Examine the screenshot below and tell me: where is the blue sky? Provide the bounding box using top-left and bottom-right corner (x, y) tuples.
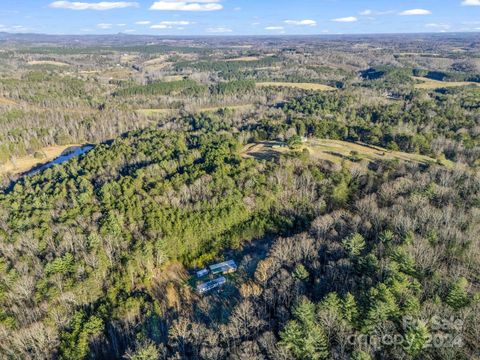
(0, 0), (480, 35)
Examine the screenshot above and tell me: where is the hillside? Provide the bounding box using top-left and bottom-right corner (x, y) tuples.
(0, 33), (479, 360)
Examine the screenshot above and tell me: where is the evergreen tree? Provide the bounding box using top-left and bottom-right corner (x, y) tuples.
(280, 299), (329, 360)
(293, 264), (309, 281)
(404, 320), (429, 357)
(342, 233), (366, 257)
(445, 277), (470, 310)
(352, 351), (372, 360)
(342, 292), (358, 324)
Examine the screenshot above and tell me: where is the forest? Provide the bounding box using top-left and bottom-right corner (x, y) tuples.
(0, 33), (479, 359)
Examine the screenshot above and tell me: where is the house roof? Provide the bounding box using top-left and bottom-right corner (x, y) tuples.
(196, 276), (226, 293)
(209, 260), (237, 272)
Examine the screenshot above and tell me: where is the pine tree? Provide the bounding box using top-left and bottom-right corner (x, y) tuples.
(280, 320), (305, 358)
(342, 233), (366, 257)
(379, 229), (394, 244)
(125, 341), (161, 360)
(293, 298), (316, 325)
(280, 299), (329, 360)
(445, 277), (470, 310)
(305, 324), (329, 360)
(363, 283), (400, 332)
(342, 292), (358, 324)
(351, 351), (372, 360)
(404, 320), (429, 356)
(293, 263), (309, 281)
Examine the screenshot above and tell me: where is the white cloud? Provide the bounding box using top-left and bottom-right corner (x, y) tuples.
(425, 23), (451, 30)
(150, 0), (223, 11)
(206, 27), (232, 33)
(160, 20), (191, 25)
(399, 9), (431, 16)
(49, 1), (139, 10)
(462, 0), (480, 6)
(135, 21), (151, 25)
(233, 7), (241, 11)
(123, 29), (136, 33)
(332, 16), (358, 23)
(151, 20), (192, 29)
(359, 9), (394, 16)
(284, 19), (317, 26)
(97, 23), (113, 29)
(0, 25), (29, 32)
(265, 26), (284, 30)
(97, 23), (128, 29)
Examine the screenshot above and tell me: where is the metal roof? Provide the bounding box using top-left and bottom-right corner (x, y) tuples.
(196, 276), (226, 294)
(209, 260), (237, 273)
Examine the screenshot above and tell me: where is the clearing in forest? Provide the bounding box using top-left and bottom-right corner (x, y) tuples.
(27, 60), (69, 67)
(162, 75), (184, 82)
(412, 76), (479, 89)
(136, 108), (176, 116)
(256, 82), (336, 91)
(242, 139), (451, 166)
(225, 56), (261, 62)
(0, 144), (83, 176)
(0, 97), (17, 106)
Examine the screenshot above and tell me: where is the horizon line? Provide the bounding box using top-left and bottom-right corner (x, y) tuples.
(1, 31), (480, 37)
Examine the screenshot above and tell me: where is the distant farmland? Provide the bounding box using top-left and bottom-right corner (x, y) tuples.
(225, 56), (261, 62)
(27, 60), (69, 67)
(413, 76), (479, 90)
(256, 82), (336, 91)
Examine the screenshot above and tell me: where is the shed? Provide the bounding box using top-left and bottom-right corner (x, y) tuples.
(209, 260), (237, 275)
(196, 276), (226, 294)
(196, 269), (209, 278)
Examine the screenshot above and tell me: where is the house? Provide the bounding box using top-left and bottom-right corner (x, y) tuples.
(196, 276), (226, 294)
(196, 268), (209, 278)
(209, 260), (237, 275)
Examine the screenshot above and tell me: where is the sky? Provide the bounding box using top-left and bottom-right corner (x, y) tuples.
(0, 0), (480, 35)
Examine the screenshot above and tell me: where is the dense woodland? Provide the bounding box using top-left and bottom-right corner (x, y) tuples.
(0, 33), (479, 359)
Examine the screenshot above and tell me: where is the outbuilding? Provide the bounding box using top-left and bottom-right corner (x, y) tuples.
(196, 269), (209, 278)
(209, 260), (237, 275)
(196, 276), (227, 294)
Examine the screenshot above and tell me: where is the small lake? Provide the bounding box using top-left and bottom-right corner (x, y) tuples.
(26, 145), (94, 176)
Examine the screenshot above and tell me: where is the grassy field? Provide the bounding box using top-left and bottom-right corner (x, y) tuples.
(0, 144), (83, 176)
(256, 82), (336, 91)
(136, 108), (176, 116)
(27, 60), (69, 67)
(225, 56), (261, 62)
(0, 97), (17, 106)
(162, 75), (185, 82)
(242, 139), (452, 167)
(241, 141), (290, 160)
(412, 76), (479, 90)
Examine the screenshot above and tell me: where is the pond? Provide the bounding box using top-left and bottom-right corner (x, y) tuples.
(26, 145), (94, 176)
